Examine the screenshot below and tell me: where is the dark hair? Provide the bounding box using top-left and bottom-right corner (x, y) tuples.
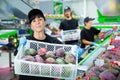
(28, 9), (46, 24)
(64, 6), (71, 12)
(84, 17), (95, 25)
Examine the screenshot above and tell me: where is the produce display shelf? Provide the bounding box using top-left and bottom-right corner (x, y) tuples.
(80, 25), (114, 29)
(0, 30), (18, 38)
(78, 36), (110, 66)
(45, 15), (82, 19)
(76, 37), (110, 79)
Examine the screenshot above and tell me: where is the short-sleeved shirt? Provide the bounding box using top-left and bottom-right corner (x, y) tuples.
(19, 34), (62, 80)
(59, 18), (78, 30)
(80, 27), (100, 48)
(59, 18), (79, 44)
(26, 34), (62, 44)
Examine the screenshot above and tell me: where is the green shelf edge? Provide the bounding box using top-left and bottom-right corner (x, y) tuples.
(0, 30), (18, 38)
(78, 36), (110, 65)
(80, 26), (113, 28)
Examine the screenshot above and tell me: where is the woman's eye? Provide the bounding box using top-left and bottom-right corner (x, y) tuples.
(38, 18), (42, 21)
(32, 18), (43, 22)
(32, 20), (36, 22)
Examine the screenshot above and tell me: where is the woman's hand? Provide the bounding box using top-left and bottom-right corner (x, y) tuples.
(17, 37), (27, 50)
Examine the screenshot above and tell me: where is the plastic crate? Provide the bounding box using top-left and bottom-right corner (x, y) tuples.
(14, 40), (78, 79)
(60, 29), (80, 41)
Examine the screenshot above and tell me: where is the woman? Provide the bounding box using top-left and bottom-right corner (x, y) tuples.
(80, 17), (100, 53)
(18, 9), (62, 80)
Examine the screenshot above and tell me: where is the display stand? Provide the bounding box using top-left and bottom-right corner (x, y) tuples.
(76, 37), (110, 79)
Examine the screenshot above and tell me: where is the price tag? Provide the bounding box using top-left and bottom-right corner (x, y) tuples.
(94, 59), (104, 66)
(118, 62), (120, 66)
(115, 36), (120, 40)
(107, 45), (115, 50)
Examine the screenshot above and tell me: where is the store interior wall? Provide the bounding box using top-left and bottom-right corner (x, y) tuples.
(8, 0), (31, 15)
(0, 0), (32, 19)
(39, 1), (53, 14)
(86, 0), (98, 23)
(35, 0), (99, 25)
(39, 1), (53, 24)
(64, 0), (84, 17)
(0, 0), (99, 19)
(86, 0), (98, 18)
(1, 0), (120, 21)
(63, 0), (98, 23)
(64, 1), (97, 17)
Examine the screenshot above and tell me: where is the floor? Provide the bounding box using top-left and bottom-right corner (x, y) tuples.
(0, 50), (18, 80)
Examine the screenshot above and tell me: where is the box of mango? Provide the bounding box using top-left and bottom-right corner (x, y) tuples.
(14, 40), (78, 79)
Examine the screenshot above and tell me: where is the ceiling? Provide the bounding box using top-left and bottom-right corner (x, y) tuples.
(0, 0), (32, 19)
(0, 0), (120, 19)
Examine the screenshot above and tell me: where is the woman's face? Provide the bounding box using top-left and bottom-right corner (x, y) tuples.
(85, 20), (93, 28)
(30, 16), (46, 32)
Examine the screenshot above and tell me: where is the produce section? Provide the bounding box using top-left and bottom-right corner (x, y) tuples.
(0, 30), (18, 38)
(13, 25), (120, 80)
(77, 30), (120, 80)
(0, 0), (120, 80)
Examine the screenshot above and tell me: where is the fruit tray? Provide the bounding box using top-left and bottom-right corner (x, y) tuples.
(60, 29), (80, 41)
(14, 40), (78, 79)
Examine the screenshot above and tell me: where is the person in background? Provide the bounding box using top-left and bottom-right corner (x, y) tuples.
(59, 6), (80, 45)
(18, 9), (62, 80)
(80, 17), (101, 52)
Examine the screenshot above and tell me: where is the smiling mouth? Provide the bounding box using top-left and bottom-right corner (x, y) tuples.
(36, 25), (41, 27)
